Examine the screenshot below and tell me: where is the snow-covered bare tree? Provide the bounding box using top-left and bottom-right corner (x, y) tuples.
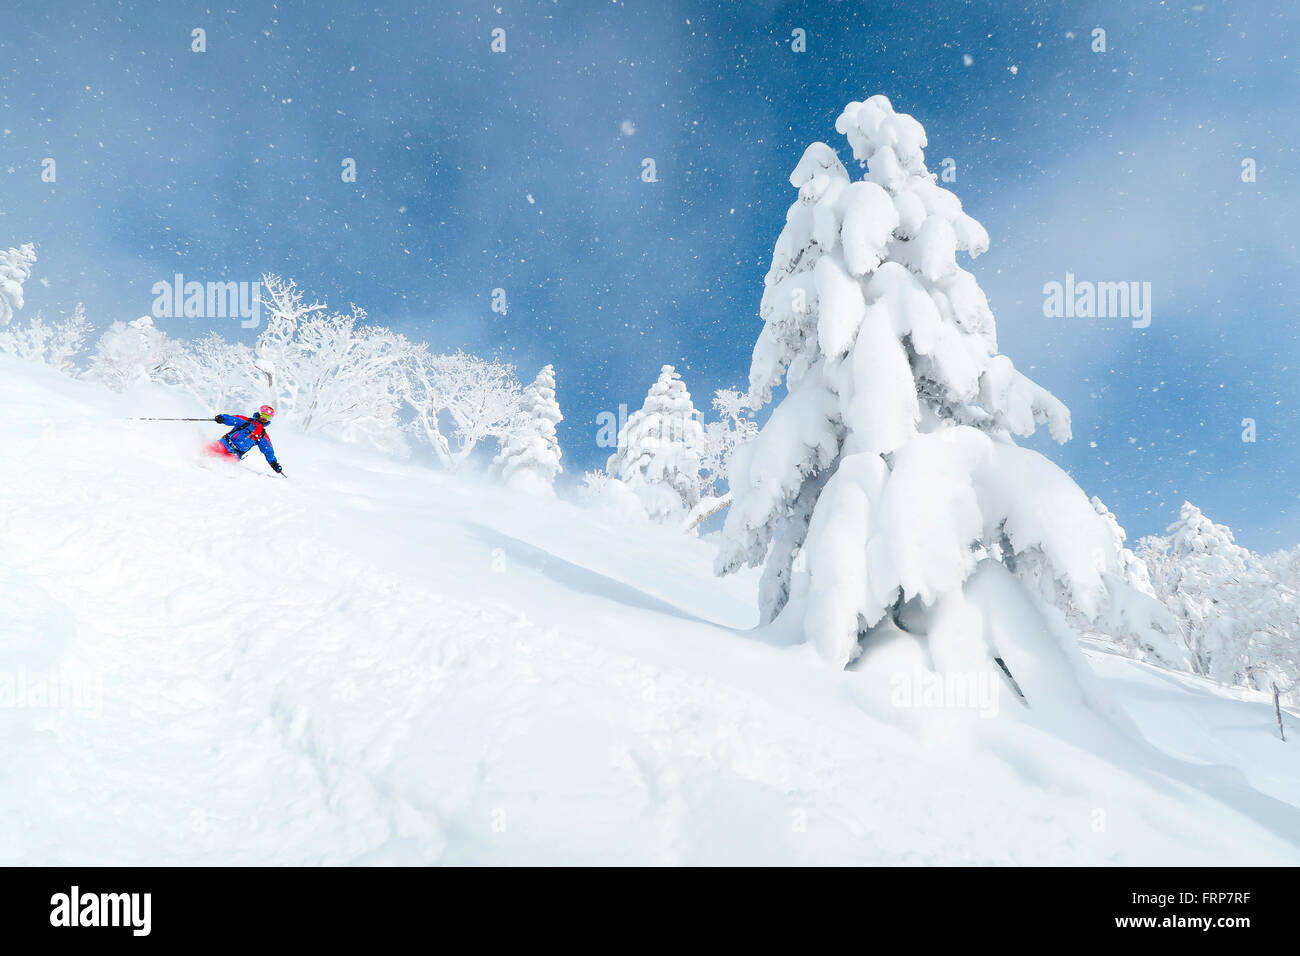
(400, 347), (522, 469)
(493, 364), (563, 492)
(172, 332), (261, 410)
(0, 303), (91, 373)
(252, 273), (328, 404)
(607, 364), (707, 523)
(1138, 502), (1296, 688)
(1253, 548), (1300, 702)
(715, 95), (1152, 690)
(87, 316), (184, 392)
(700, 388), (758, 497)
(0, 243), (37, 327)
(681, 388), (759, 532)
(253, 274), (410, 454)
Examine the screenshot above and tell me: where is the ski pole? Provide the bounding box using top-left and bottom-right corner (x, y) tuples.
(129, 417), (214, 422)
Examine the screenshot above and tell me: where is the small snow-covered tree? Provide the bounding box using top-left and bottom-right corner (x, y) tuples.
(0, 303), (91, 373)
(87, 316), (183, 392)
(0, 243), (37, 327)
(607, 364), (707, 523)
(681, 388), (759, 533)
(716, 95), (1150, 692)
(701, 388), (758, 497)
(493, 364), (563, 492)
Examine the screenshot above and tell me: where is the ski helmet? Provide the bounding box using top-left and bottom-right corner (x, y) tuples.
(258, 405), (275, 422)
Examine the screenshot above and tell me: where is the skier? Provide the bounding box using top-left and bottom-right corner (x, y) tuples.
(206, 405), (284, 474)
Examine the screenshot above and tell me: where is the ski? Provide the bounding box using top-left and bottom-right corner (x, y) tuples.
(994, 656), (1030, 708)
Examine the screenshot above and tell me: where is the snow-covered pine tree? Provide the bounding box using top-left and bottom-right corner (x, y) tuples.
(716, 95), (1147, 687)
(493, 364), (563, 493)
(0, 243), (38, 327)
(607, 364), (707, 522)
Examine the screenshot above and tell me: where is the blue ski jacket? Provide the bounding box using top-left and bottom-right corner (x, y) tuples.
(216, 413), (279, 466)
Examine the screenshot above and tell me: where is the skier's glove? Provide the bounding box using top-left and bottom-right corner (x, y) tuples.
(213, 415), (223, 423)
(271, 462), (284, 475)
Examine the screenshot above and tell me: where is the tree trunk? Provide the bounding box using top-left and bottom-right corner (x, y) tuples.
(681, 493), (732, 534)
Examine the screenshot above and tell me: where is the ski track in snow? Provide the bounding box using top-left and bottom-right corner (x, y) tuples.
(1, 359), (1298, 865)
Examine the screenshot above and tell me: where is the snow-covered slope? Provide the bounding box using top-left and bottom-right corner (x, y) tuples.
(2, 356), (1297, 865)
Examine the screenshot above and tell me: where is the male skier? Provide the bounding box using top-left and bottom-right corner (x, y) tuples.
(206, 405), (284, 474)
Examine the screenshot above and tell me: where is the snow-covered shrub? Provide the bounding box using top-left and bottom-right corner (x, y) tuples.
(715, 95), (1149, 679)
(578, 468), (650, 521)
(606, 364), (707, 523)
(0, 304), (91, 373)
(87, 316), (184, 392)
(493, 364), (563, 493)
(0, 243), (37, 327)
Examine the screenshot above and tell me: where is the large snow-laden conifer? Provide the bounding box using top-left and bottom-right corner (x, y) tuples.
(716, 95), (1144, 682)
(607, 365), (707, 522)
(0, 243), (38, 327)
(493, 364), (563, 493)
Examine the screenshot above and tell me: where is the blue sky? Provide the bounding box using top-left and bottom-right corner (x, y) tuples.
(2, 0), (1297, 549)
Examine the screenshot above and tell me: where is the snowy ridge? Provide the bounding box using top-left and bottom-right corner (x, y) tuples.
(2, 357), (1299, 865)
